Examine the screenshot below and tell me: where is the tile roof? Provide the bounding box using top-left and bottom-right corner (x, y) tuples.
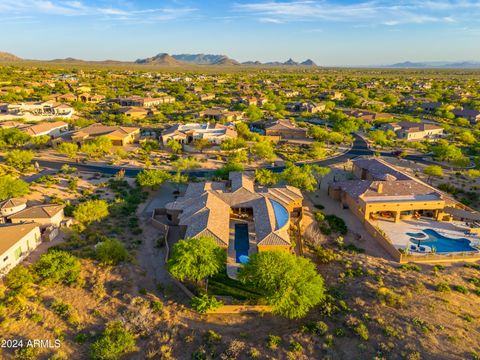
(0, 223), (39, 255)
(8, 204), (64, 220)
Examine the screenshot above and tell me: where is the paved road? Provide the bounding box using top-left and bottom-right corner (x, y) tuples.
(2, 133), (455, 180)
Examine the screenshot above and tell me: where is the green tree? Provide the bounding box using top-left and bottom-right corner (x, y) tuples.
(4, 149), (34, 171)
(0, 128), (31, 147)
(57, 142), (79, 159)
(215, 161), (244, 179)
(238, 251), (326, 319)
(312, 165), (331, 189)
(136, 169), (171, 189)
(35, 250), (81, 285)
(0, 175), (29, 200)
(423, 165), (443, 184)
(255, 168), (280, 186)
(96, 238), (129, 266)
(252, 140), (276, 162)
(90, 321), (136, 360)
(166, 139), (182, 154)
(245, 104), (263, 121)
(309, 142), (327, 159)
(193, 138), (211, 153)
(73, 199), (109, 225)
(281, 163), (318, 192)
(5, 265), (34, 295)
(168, 236), (225, 287)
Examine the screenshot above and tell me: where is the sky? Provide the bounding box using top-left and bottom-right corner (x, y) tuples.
(1, 0), (480, 66)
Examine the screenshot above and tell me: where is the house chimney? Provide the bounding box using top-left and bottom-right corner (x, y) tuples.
(376, 183), (384, 194)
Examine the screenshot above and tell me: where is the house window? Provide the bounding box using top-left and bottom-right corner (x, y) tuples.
(14, 247), (22, 260)
(3, 256), (8, 262)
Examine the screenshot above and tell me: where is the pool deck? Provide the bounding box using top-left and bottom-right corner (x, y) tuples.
(375, 217), (480, 252)
(226, 219), (257, 279)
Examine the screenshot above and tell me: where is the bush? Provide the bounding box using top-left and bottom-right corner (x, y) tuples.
(288, 341), (303, 354)
(314, 246), (338, 264)
(5, 266), (34, 294)
(436, 283), (451, 292)
(35, 250), (81, 286)
(399, 264), (422, 272)
(314, 211), (325, 222)
(191, 294), (223, 314)
(325, 214), (347, 235)
(454, 285), (469, 294)
(266, 335), (281, 350)
(90, 321), (136, 360)
(302, 320), (329, 335)
(150, 300), (163, 313)
(205, 330), (222, 344)
(353, 323), (369, 341)
(96, 238), (129, 266)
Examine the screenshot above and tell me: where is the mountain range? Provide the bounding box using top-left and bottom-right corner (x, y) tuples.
(1, 51), (480, 68)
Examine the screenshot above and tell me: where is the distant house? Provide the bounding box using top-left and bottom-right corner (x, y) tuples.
(287, 101), (326, 114)
(264, 119), (308, 140)
(235, 96), (268, 107)
(382, 121), (444, 141)
(0, 199), (27, 220)
(21, 121), (68, 137)
(343, 109), (393, 123)
(198, 93), (216, 101)
(0, 223), (41, 277)
(160, 123), (237, 146)
(112, 95), (175, 107)
(116, 107), (150, 119)
(66, 123), (140, 146)
(452, 108), (480, 124)
(419, 102), (442, 112)
(319, 91), (344, 100)
(0, 101), (74, 120)
(8, 204), (65, 228)
(198, 108), (244, 122)
(77, 93), (105, 103)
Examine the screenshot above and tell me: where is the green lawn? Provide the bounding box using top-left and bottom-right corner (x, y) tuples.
(208, 271), (264, 301)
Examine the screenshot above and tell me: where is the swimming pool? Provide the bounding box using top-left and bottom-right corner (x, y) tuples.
(410, 228), (477, 253)
(270, 200), (289, 230)
(234, 223), (249, 263)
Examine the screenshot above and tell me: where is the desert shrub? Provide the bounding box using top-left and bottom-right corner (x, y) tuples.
(150, 300), (163, 313)
(34, 250), (81, 286)
(315, 211), (325, 222)
(96, 238), (129, 265)
(14, 346), (38, 360)
(315, 246), (338, 264)
(335, 328), (346, 336)
(454, 285), (469, 294)
(30, 313), (43, 323)
(191, 294), (223, 314)
(377, 287), (405, 308)
(302, 320), (329, 336)
(205, 330), (222, 345)
(433, 264), (445, 272)
(248, 347), (261, 359)
(220, 340), (245, 360)
(5, 266), (34, 294)
(343, 243), (365, 253)
(399, 264), (421, 272)
(50, 299), (71, 318)
(468, 278), (480, 287)
(325, 214), (347, 235)
(90, 321), (136, 360)
(288, 341), (303, 354)
(436, 283), (451, 292)
(266, 335), (281, 350)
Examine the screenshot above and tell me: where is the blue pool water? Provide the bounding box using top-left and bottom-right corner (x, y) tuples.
(412, 229), (477, 253)
(270, 200), (289, 230)
(234, 223), (249, 263)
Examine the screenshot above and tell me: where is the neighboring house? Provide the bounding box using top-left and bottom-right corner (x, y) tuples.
(198, 108), (244, 122)
(419, 102), (442, 112)
(8, 204), (65, 228)
(329, 159), (448, 223)
(0, 101), (74, 120)
(198, 93), (216, 101)
(160, 123), (237, 145)
(164, 172), (303, 264)
(235, 96), (268, 107)
(21, 121), (68, 137)
(383, 121), (444, 141)
(65, 123), (140, 146)
(452, 108), (480, 124)
(319, 91), (344, 100)
(0, 223), (41, 277)
(264, 119), (308, 140)
(287, 101), (326, 114)
(116, 107), (150, 119)
(343, 109), (393, 123)
(77, 93), (105, 103)
(0, 199), (27, 219)
(112, 95), (175, 107)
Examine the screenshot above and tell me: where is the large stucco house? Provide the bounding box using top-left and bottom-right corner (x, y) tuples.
(163, 172), (303, 266)
(160, 123), (237, 146)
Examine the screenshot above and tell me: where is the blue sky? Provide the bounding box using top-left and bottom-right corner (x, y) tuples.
(1, 0), (480, 66)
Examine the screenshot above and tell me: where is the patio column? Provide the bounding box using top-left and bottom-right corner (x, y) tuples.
(394, 211), (401, 223)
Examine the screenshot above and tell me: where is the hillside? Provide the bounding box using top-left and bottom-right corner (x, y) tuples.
(0, 52), (22, 61)
(135, 53), (184, 66)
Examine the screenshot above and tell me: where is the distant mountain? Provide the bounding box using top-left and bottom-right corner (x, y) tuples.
(172, 54), (238, 65)
(0, 52), (22, 61)
(135, 53), (183, 66)
(386, 61), (480, 69)
(301, 59), (317, 66)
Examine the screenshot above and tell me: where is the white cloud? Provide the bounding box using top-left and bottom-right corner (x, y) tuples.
(233, 0), (479, 26)
(0, 0), (197, 21)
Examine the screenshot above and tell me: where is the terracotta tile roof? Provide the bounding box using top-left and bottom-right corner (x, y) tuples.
(8, 204), (64, 220)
